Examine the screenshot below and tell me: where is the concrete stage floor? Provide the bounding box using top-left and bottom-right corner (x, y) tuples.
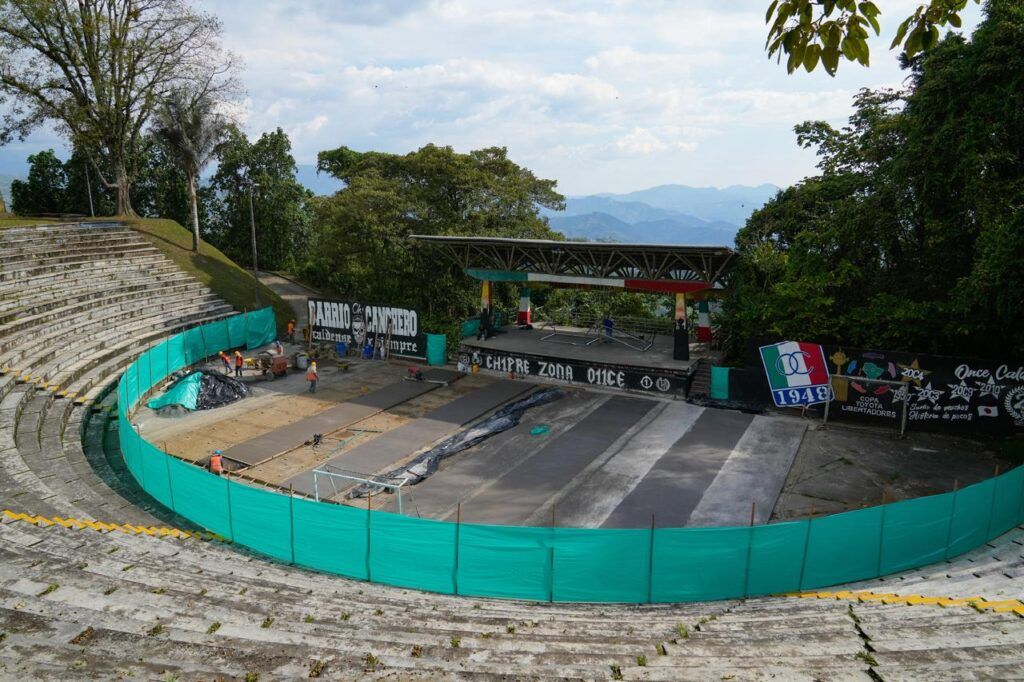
(374, 389), (810, 528)
(461, 325), (703, 373)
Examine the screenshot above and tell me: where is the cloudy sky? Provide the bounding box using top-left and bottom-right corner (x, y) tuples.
(0, 1), (983, 195)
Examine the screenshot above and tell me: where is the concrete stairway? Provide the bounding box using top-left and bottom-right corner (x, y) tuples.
(0, 222), (1022, 680)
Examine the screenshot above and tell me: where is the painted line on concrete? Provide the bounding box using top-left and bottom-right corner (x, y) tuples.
(1, 509), (224, 542)
(547, 401), (705, 528)
(686, 414), (807, 527)
(786, 588), (1024, 616)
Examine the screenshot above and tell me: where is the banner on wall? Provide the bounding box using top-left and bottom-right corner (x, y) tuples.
(814, 346), (1024, 435)
(308, 298), (425, 359)
(759, 340), (833, 407)
(466, 348), (688, 395)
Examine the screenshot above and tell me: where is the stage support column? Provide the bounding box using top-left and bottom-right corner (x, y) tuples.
(480, 280), (491, 311)
(697, 300), (712, 343)
(517, 287), (531, 325)
(673, 292), (689, 361)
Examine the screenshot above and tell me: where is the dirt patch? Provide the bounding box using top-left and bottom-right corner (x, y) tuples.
(772, 419), (1012, 520)
(139, 359), (426, 462)
(245, 411), (410, 484)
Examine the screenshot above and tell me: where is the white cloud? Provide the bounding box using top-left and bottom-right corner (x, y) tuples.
(0, 0), (986, 193)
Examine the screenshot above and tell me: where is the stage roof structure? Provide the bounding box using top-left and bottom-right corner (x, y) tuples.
(410, 235), (735, 293)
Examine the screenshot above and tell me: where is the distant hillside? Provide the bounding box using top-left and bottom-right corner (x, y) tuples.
(544, 196), (683, 223)
(548, 211), (738, 246)
(596, 183), (779, 226)
(541, 183), (779, 245)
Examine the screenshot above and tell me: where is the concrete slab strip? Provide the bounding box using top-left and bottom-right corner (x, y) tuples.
(600, 408), (755, 528)
(223, 369), (461, 467)
(456, 395), (656, 526)
(550, 401), (705, 528)
(686, 415), (808, 527)
(284, 379), (532, 496)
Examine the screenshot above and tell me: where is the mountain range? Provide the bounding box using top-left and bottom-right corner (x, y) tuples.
(0, 150), (778, 245)
(542, 184), (779, 246)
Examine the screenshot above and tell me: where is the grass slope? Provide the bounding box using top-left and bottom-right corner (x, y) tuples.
(119, 217), (292, 332)
(0, 217), (57, 228)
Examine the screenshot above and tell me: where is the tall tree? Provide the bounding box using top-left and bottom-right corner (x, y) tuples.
(305, 144), (564, 333)
(206, 127), (312, 271)
(721, 0), (1024, 360)
(0, 0), (238, 215)
(10, 149), (66, 215)
(151, 90), (229, 251)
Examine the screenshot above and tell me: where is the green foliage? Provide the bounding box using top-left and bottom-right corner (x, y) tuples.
(11, 150), (67, 215)
(0, 0), (237, 214)
(10, 139), (193, 220)
(765, 0), (980, 75)
(151, 90), (231, 251)
(205, 126), (312, 271)
(298, 144), (564, 343)
(724, 2), (1024, 360)
(535, 288), (663, 325)
(132, 137), (196, 228)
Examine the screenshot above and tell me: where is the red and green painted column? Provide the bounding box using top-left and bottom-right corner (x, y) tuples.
(696, 300), (712, 343)
(517, 287), (531, 325)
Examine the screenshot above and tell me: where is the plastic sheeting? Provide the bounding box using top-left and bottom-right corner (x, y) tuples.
(116, 310), (1024, 603)
(148, 372), (204, 411)
(346, 388), (564, 498)
(146, 371), (248, 412)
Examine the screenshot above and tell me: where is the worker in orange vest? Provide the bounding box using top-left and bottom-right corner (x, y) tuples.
(218, 351), (232, 374)
(234, 350), (244, 378)
(286, 319), (296, 343)
(209, 450), (224, 475)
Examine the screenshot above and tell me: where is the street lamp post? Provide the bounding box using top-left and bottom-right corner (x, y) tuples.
(248, 181), (260, 307)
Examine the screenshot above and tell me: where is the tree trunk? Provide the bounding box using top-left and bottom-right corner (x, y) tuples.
(115, 162), (136, 216)
(188, 172), (201, 252)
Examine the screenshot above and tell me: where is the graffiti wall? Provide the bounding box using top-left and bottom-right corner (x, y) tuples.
(816, 346), (1024, 435)
(308, 298), (425, 359)
(463, 347), (689, 396)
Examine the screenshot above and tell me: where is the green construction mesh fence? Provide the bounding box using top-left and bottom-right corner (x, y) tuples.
(116, 309), (1024, 603)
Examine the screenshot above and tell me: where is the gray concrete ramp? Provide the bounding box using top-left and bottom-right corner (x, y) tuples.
(458, 395), (655, 526)
(685, 415), (807, 527)
(553, 401), (705, 528)
(285, 379), (532, 496)
(601, 408), (755, 528)
(223, 371), (458, 467)
(375, 392), (606, 519)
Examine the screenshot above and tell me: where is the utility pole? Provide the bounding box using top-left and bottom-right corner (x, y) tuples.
(84, 162), (95, 217)
(248, 181), (261, 307)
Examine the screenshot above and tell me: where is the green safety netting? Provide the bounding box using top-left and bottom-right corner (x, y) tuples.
(456, 524), (552, 601)
(228, 481), (293, 562)
(147, 371), (203, 411)
(653, 526), (749, 601)
(247, 309), (277, 350)
(115, 309), (1024, 603)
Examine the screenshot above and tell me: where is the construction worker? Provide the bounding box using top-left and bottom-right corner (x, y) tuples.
(286, 319), (296, 343)
(209, 450), (224, 476)
(306, 361), (319, 394)
(234, 351), (244, 378)
(218, 351), (232, 374)
(274, 339), (284, 355)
